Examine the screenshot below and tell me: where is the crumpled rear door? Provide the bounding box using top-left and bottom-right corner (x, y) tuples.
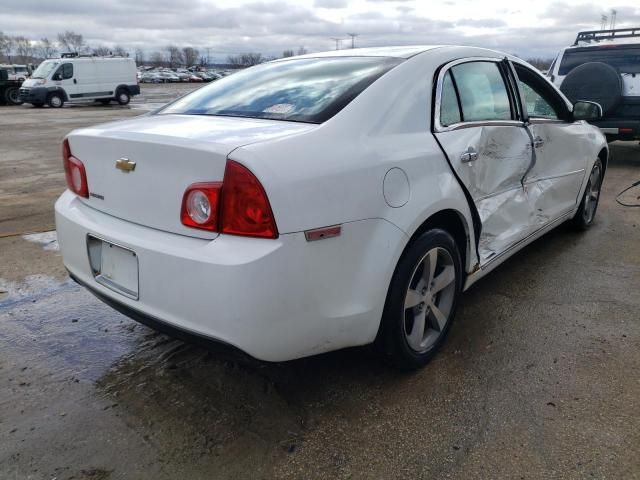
(435, 125), (533, 263)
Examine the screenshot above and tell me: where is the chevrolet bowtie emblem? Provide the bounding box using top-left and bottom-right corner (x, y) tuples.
(115, 158), (136, 172)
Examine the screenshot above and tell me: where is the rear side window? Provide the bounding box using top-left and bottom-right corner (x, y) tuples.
(159, 57), (403, 124)
(440, 71), (461, 126)
(450, 62), (512, 122)
(559, 46), (640, 75)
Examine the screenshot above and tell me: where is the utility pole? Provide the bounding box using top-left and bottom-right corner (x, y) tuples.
(610, 10), (617, 30)
(601, 14), (608, 31)
(330, 37), (342, 50)
(347, 33), (358, 49)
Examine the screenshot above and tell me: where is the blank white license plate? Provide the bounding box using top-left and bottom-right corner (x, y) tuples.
(87, 236), (139, 299)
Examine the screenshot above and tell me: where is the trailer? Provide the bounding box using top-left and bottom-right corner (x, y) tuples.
(0, 68), (23, 105)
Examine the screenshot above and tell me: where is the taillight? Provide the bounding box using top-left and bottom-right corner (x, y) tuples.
(180, 160), (278, 239)
(180, 182), (222, 231)
(62, 138), (89, 198)
(220, 160), (278, 238)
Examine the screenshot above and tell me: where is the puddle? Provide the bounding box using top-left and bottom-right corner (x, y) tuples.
(22, 230), (59, 251)
(0, 273), (67, 303)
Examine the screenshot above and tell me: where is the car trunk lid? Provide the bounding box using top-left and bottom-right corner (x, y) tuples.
(67, 114), (314, 239)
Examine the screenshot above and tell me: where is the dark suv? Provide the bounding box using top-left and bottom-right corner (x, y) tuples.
(548, 28), (640, 142)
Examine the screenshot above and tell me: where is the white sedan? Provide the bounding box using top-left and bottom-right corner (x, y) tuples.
(56, 46), (607, 369)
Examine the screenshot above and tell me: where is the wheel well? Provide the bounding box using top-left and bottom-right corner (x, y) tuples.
(408, 210), (470, 277)
(598, 147), (608, 173)
(48, 89), (68, 101)
(116, 85), (129, 94)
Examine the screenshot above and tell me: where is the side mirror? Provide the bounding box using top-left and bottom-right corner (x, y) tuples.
(573, 100), (602, 121)
(52, 73), (62, 81)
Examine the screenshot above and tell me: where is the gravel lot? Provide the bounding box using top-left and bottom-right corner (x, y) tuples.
(0, 83), (639, 479)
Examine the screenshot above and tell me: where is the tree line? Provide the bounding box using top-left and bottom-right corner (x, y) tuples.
(0, 30), (309, 68)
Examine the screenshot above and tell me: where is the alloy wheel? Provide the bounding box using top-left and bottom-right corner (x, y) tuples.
(403, 247), (457, 353)
(582, 163), (602, 224)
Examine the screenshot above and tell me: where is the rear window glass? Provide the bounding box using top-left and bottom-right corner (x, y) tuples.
(559, 46), (640, 75)
(159, 57), (403, 124)
(450, 61), (512, 122)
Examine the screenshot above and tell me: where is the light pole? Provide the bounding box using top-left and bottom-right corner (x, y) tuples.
(347, 33), (358, 48)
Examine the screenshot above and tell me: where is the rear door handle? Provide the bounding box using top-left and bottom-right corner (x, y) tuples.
(533, 136), (544, 149)
(460, 147), (478, 163)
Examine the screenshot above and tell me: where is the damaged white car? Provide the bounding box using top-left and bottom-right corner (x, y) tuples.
(55, 46), (607, 369)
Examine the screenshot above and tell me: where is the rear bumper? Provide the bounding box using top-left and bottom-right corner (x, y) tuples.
(593, 119), (640, 140)
(55, 191), (405, 361)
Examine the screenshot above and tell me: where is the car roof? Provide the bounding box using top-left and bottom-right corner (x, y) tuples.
(288, 45), (445, 60)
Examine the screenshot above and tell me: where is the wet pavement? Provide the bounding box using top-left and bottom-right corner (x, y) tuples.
(1, 93), (639, 479)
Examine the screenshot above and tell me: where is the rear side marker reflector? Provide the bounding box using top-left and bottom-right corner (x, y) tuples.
(304, 225), (342, 242)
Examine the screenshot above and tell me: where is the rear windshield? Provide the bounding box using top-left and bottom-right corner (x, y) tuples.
(559, 45), (640, 75)
(158, 57), (403, 124)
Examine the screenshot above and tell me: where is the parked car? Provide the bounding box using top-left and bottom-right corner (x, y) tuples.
(548, 27), (640, 141)
(56, 46), (607, 369)
(140, 72), (162, 83)
(156, 71), (181, 83)
(0, 64), (31, 81)
(19, 55), (139, 107)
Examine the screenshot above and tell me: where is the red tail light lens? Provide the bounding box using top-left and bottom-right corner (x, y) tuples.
(62, 138), (89, 198)
(180, 182), (222, 231)
(220, 161), (278, 239)
(180, 160), (278, 238)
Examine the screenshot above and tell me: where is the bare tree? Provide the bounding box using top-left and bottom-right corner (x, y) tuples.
(282, 49), (295, 58)
(92, 46), (111, 56)
(13, 36), (34, 62)
(113, 45), (128, 57)
(165, 45), (184, 68)
(149, 51), (164, 67)
(182, 47), (199, 67)
(134, 48), (145, 64)
(297, 46), (308, 56)
(57, 31), (85, 54)
(38, 37), (56, 59)
(0, 32), (14, 62)
(227, 52), (263, 67)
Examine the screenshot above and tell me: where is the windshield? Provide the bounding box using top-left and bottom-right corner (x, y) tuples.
(159, 56), (403, 123)
(31, 61), (59, 79)
(559, 45), (640, 75)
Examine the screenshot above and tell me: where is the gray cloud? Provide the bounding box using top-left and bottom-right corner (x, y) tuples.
(314, 0), (349, 8)
(0, 0), (639, 61)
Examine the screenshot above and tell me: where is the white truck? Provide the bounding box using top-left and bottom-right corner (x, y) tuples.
(547, 28), (640, 141)
(0, 64), (32, 81)
(19, 55), (140, 108)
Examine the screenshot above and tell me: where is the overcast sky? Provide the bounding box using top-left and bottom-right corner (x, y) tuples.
(1, 0), (639, 60)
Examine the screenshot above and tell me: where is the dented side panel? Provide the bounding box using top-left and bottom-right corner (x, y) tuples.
(435, 125), (533, 263)
(524, 122), (590, 230)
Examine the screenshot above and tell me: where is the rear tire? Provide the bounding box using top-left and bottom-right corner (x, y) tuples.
(47, 93), (64, 108)
(377, 229), (462, 370)
(116, 90), (130, 105)
(572, 159), (604, 230)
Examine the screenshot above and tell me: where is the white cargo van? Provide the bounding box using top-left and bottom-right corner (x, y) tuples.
(19, 55), (140, 108)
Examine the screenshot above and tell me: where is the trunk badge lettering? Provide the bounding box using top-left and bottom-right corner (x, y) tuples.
(116, 158), (136, 172)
